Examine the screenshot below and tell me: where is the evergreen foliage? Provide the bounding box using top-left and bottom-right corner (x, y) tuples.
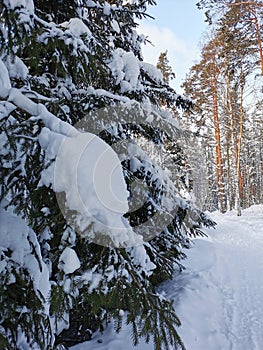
(181, 0), (263, 213)
(156, 50), (176, 84)
(0, 1), (215, 349)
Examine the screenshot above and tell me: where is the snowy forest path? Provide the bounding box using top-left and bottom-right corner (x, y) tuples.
(169, 205), (263, 350)
(71, 206), (263, 350)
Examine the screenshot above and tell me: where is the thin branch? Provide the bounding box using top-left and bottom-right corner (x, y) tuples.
(227, 2), (263, 7)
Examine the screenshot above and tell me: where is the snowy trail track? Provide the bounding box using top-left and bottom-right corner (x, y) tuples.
(171, 205), (263, 350)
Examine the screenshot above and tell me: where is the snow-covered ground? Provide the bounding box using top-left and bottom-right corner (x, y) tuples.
(71, 205), (263, 350)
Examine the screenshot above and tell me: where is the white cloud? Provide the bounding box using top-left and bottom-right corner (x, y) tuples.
(138, 23), (188, 62)
(138, 23), (201, 92)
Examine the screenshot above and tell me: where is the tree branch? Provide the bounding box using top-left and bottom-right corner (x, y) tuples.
(227, 2), (263, 7)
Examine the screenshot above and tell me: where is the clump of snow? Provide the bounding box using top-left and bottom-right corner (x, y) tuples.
(111, 20), (120, 34)
(4, 56), (29, 80)
(38, 127), (65, 160)
(108, 49), (168, 93)
(129, 245), (156, 276)
(37, 19), (91, 59)
(4, 0), (34, 12)
(0, 131), (9, 155)
(119, 309), (125, 317)
(0, 202), (50, 301)
(4, 0), (35, 29)
(108, 50), (125, 85)
(39, 127), (144, 247)
(121, 52), (140, 91)
(59, 247), (81, 274)
(0, 59), (11, 89)
(122, 0), (139, 5)
(62, 18), (92, 38)
(103, 2), (111, 15)
(81, 270), (103, 293)
(0, 101), (16, 121)
(140, 62), (163, 84)
(108, 49), (141, 93)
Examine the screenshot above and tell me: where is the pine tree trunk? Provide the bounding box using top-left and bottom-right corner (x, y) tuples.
(212, 72), (226, 213)
(225, 129), (233, 211)
(235, 76), (245, 216)
(251, 8), (263, 76)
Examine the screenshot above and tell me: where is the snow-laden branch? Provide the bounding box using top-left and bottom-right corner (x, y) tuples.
(0, 58), (78, 136)
(0, 58), (144, 248)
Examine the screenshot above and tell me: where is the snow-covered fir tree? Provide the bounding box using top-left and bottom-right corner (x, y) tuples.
(0, 1), (215, 349)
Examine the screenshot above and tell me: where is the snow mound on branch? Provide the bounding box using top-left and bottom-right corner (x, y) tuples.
(111, 19), (120, 33)
(108, 49), (165, 92)
(122, 0), (139, 5)
(39, 127), (143, 247)
(62, 18), (92, 38)
(129, 245), (156, 276)
(4, 56), (29, 80)
(4, 0), (34, 12)
(0, 56), (143, 247)
(141, 62), (163, 84)
(0, 60), (11, 89)
(0, 203), (50, 300)
(108, 48), (141, 92)
(59, 247), (81, 274)
(4, 0), (34, 28)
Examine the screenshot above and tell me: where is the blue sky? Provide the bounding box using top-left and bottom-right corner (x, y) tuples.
(138, 0), (208, 93)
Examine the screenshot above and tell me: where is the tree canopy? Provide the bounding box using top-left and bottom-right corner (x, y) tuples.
(0, 1), (214, 349)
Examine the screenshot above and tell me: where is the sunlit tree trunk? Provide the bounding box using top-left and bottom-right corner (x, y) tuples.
(235, 72), (245, 216)
(224, 129), (233, 210)
(253, 11), (263, 75)
(212, 59), (226, 213)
